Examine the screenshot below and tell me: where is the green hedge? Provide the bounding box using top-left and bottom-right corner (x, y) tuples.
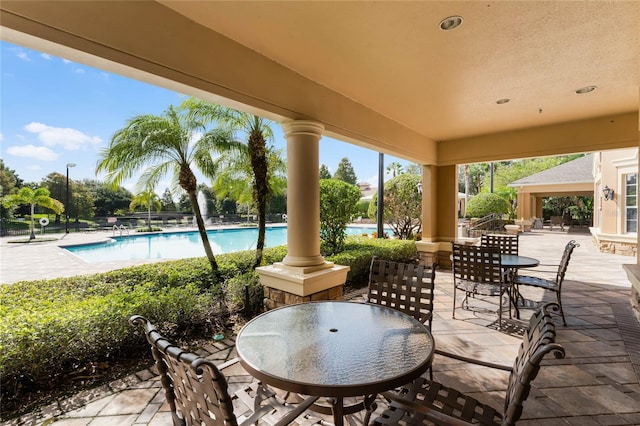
(0, 237), (415, 418)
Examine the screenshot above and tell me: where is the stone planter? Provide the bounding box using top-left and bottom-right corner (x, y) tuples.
(504, 224), (520, 235)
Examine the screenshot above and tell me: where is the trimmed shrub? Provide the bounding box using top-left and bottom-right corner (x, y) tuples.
(465, 192), (510, 218)
(327, 237), (417, 286)
(0, 237), (416, 419)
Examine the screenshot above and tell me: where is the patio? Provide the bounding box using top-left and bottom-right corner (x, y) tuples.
(4, 230), (639, 426)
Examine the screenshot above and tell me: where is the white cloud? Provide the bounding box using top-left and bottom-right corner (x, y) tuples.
(74, 68), (85, 75)
(16, 50), (30, 61)
(7, 145), (59, 161)
(41, 53), (52, 60)
(24, 122), (102, 150)
(62, 59), (72, 64)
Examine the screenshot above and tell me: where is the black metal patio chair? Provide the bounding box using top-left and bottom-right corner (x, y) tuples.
(130, 315), (323, 426)
(366, 257), (436, 330)
(513, 239), (579, 326)
(373, 302), (566, 426)
(452, 243), (508, 324)
(481, 233), (519, 255)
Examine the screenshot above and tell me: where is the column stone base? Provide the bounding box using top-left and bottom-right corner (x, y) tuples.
(622, 264), (640, 324)
(415, 240), (458, 269)
(257, 262), (350, 310)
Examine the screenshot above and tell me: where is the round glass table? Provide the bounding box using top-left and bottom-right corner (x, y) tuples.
(501, 254), (540, 318)
(501, 254), (539, 269)
(236, 301), (434, 425)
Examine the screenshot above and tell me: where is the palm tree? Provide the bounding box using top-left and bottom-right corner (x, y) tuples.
(386, 162), (404, 178)
(183, 99), (278, 268)
(1, 187), (64, 240)
(130, 189), (162, 231)
(96, 105), (241, 272)
(213, 145), (287, 223)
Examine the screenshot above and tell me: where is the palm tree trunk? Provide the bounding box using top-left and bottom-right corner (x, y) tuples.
(249, 134), (268, 269)
(188, 190), (218, 271)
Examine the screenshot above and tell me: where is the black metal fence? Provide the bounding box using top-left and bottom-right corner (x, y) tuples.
(1, 213), (288, 237)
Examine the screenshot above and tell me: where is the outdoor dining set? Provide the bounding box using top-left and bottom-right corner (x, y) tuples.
(130, 234), (578, 426)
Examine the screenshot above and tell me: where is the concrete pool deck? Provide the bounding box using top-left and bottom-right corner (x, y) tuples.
(0, 224), (380, 284)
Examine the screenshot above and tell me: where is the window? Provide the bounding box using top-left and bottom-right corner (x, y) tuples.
(625, 173), (637, 233)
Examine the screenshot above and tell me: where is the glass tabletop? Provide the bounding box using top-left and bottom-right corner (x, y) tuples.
(236, 301), (434, 398)
(501, 254), (540, 268)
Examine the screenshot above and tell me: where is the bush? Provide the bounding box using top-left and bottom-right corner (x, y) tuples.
(327, 236), (417, 287)
(319, 179), (361, 254)
(465, 192), (510, 218)
(0, 237), (415, 419)
(367, 174), (422, 239)
(356, 199), (370, 216)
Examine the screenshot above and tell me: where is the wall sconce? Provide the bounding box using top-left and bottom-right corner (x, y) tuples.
(416, 182), (422, 195)
(602, 185), (614, 201)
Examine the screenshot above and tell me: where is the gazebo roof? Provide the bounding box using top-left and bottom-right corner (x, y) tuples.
(509, 154), (594, 187)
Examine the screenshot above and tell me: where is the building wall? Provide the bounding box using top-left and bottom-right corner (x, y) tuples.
(592, 148), (638, 255)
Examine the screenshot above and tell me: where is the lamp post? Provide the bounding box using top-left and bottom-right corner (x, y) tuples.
(65, 163), (76, 233)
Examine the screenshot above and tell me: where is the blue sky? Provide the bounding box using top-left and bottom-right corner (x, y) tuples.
(1, 41), (414, 195)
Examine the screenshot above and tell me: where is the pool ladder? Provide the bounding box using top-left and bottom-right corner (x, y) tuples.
(112, 224), (129, 237)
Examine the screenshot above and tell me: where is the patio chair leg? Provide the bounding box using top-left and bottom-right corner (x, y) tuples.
(556, 291), (567, 326)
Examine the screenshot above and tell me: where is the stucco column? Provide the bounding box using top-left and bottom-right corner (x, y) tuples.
(416, 164), (458, 267)
(256, 120), (349, 304)
(281, 120), (325, 266)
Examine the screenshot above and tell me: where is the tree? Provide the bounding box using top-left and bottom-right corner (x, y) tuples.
(130, 189), (162, 231)
(183, 99), (283, 269)
(319, 164), (332, 179)
(333, 157), (358, 185)
(319, 179), (361, 255)
(97, 104), (240, 273)
(84, 180), (132, 217)
(41, 173), (94, 222)
(41, 172), (66, 223)
(386, 161), (404, 178)
(160, 188), (177, 212)
(367, 173), (422, 239)
(1, 187), (64, 239)
(405, 163), (422, 175)
(465, 192), (510, 218)
(0, 161), (23, 220)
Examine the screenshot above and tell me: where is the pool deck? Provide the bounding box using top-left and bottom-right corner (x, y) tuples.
(0, 224), (379, 284)
(2, 229), (640, 425)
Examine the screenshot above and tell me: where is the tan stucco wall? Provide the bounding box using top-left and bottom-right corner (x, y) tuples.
(597, 148), (638, 235)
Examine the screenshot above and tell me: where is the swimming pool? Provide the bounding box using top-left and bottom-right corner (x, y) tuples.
(63, 226), (380, 263)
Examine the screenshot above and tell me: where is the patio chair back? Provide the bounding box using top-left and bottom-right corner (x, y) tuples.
(367, 257), (436, 328)
(373, 302), (565, 426)
(130, 316), (322, 426)
(481, 233), (519, 255)
(130, 315), (238, 426)
(503, 303), (566, 424)
(514, 240), (579, 325)
(452, 243), (506, 322)
(555, 239), (579, 286)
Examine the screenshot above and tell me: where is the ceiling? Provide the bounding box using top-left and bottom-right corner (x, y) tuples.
(1, 1), (639, 165)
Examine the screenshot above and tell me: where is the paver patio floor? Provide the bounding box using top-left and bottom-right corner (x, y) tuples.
(2, 229), (639, 425)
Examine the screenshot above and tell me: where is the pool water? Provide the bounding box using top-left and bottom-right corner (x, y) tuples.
(63, 226), (379, 263)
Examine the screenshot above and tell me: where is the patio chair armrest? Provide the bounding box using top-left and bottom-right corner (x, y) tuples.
(434, 349), (512, 372)
(380, 391), (473, 426)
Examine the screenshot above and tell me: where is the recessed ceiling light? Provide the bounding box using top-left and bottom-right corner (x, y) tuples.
(439, 16), (463, 31)
(576, 86), (597, 94)
(496, 98), (510, 104)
